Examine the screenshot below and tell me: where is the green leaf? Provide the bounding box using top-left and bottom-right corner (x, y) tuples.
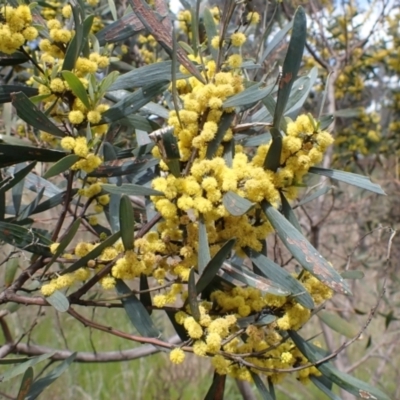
(0, 85), (38, 104)
(309, 167), (385, 195)
(16, 367), (33, 400)
(264, 127), (282, 171)
(318, 311), (359, 338)
(246, 249), (314, 309)
(319, 115), (334, 130)
(45, 290), (70, 313)
(102, 81), (169, 123)
(97, 71), (120, 98)
(62, 5), (84, 71)
(310, 376), (341, 400)
(273, 7), (306, 129)
(222, 191), (255, 216)
(289, 331), (391, 400)
(261, 19), (293, 62)
(203, 7), (218, 61)
(221, 263), (289, 296)
(0, 162), (36, 194)
(188, 268), (201, 321)
(88, 158), (159, 178)
(107, 193), (121, 234)
(4, 257), (19, 286)
(30, 189), (79, 215)
(198, 215), (210, 275)
(96, 11), (144, 45)
(261, 201), (351, 295)
(0, 352), (56, 382)
(0, 145), (67, 168)
(251, 373), (275, 400)
(223, 83), (273, 108)
(140, 274), (152, 316)
(196, 238), (236, 295)
(11, 92), (65, 137)
(0, 221), (52, 256)
(0, 51), (29, 66)
(11, 163), (26, 216)
(280, 193), (302, 233)
(206, 113), (235, 159)
(110, 61), (177, 91)
(43, 154), (80, 179)
(62, 231), (121, 274)
(285, 67), (318, 117)
(295, 186), (333, 208)
(102, 183), (163, 196)
(119, 195), (134, 251)
(341, 270), (364, 279)
(62, 71), (91, 109)
(190, 6), (199, 56)
(18, 187), (45, 220)
(240, 132), (272, 147)
(26, 353), (77, 400)
(116, 280), (162, 338)
(108, 0), (117, 20)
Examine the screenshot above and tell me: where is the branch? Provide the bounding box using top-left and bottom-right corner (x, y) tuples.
(4, 335), (181, 363)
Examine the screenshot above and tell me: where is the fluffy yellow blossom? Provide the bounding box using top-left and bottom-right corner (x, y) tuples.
(22, 26), (38, 41)
(98, 195), (110, 206)
(50, 78), (65, 93)
(211, 35), (221, 49)
(193, 340), (207, 356)
(230, 32), (246, 47)
(62, 5), (72, 18)
(75, 57), (98, 75)
(87, 111), (102, 124)
(50, 243), (60, 254)
(75, 242), (94, 257)
(183, 317), (203, 339)
(60, 136), (76, 150)
(100, 247), (118, 261)
(69, 110), (85, 125)
(41, 283), (56, 297)
(169, 348), (185, 364)
(247, 11), (260, 25)
(153, 294), (167, 308)
(88, 216), (98, 225)
(227, 54), (243, 69)
(100, 276), (116, 289)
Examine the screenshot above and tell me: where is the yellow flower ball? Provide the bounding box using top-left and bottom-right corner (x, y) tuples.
(22, 26), (38, 41)
(169, 348), (185, 364)
(62, 5), (72, 18)
(50, 78), (65, 93)
(230, 32), (246, 47)
(87, 110), (102, 124)
(69, 110), (85, 125)
(41, 283), (56, 297)
(60, 137), (76, 150)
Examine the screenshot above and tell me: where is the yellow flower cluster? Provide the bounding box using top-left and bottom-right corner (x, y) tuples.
(333, 108), (381, 164)
(165, 280), (331, 382)
(151, 113), (332, 254)
(0, 5), (38, 54)
(136, 34), (159, 64)
(41, 268), (91, 296)
(61, 136), (102, 173)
